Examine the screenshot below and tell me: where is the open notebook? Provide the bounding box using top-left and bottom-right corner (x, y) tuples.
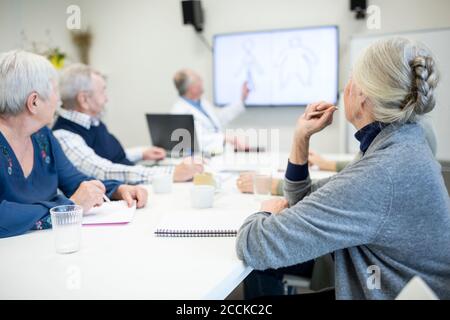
(154, 212), (249, 237)
(83, 201), (136, 225)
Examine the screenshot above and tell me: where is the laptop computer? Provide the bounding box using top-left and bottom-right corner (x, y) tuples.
(145, 114), (199, 158)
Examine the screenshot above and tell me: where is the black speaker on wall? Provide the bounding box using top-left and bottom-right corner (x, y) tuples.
(350, 0), (367, 19)
(182, 0), (204, 32)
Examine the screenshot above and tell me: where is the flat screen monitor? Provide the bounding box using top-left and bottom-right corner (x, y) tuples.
(213, 25), (339, 107)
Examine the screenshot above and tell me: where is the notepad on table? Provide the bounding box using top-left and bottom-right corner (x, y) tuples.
(83, 200), (136, 225)
(154, 211), (248, 237)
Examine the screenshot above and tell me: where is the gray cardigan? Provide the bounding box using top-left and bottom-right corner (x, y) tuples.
(236, 122), (450, 300)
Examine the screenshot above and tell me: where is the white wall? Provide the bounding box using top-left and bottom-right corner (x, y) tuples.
(0, 0), (82, 63)
(2, 0), (450, 153)
(83, 0), (450, 153)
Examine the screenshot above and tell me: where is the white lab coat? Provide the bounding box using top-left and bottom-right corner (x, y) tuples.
(171, 97), (245, 153)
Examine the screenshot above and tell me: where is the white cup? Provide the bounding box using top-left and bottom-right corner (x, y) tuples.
(152, 173), (173, 194)
(191, 185), (215, 209)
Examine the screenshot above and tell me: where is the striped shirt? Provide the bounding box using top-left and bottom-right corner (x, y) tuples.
(53, 110), (173, 185)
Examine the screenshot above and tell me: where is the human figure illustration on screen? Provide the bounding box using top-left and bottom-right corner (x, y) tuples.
(275, 37), (319, 89)
(234, 39), (264, 92)
(214, 27), (338, 106)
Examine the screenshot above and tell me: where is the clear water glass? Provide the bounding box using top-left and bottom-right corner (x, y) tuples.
(253, 172), (272, 202)
(50, 205), (83, 254)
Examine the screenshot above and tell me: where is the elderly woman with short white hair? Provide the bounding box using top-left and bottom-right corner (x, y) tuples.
(0, 51), (147, 238)
(236, 38), (450, 299)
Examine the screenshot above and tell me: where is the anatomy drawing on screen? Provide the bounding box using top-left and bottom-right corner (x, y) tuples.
(234, 39), (265, 91)
(276, 37), (319, 89)
(214, 26), (338, 107)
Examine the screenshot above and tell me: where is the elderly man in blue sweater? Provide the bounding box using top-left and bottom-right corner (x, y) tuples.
(53, 64), (203, 185)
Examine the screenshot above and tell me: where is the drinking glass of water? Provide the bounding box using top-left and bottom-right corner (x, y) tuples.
(253, 170), (273, 202)
(50, 205), (83, 254)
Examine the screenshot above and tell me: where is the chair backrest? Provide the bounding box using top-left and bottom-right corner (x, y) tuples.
(441, 162), (450, 197)
(310, 254), (335, 292)
(396, 276), (439, 300)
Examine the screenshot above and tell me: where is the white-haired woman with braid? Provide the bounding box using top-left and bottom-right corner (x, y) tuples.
(236, 38), (450, 300)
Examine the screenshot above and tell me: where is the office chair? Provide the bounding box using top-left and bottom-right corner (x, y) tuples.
(282, 254), (335, 294)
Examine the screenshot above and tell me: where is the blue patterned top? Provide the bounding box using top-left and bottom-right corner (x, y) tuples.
(0, 126), (121, 238)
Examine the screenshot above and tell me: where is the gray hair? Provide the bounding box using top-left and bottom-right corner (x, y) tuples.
(173, 70), (193, 96)
(59, 63), (103, 110)
(0, 50), (57, 116)
(353, 38), (440, 124)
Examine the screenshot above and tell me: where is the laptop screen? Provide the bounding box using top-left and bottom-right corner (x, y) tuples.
(146, 114), (199, 157)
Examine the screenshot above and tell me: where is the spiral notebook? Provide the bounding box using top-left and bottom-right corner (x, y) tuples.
(154, 212), (248, 237)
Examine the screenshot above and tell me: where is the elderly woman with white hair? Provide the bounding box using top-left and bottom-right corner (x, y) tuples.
(236, 38), (450, 299)
(0, 51), (148, 238)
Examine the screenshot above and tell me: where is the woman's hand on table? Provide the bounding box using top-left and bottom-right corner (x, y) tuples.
(113, 185), (148, 208)
(70, 180), (107, 213)
(236, 172), (255, 194)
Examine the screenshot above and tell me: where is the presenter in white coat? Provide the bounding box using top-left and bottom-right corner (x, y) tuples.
(171, 69), (249, 154)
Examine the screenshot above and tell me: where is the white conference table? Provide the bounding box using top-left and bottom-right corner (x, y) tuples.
(0, 152), (350, 300)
